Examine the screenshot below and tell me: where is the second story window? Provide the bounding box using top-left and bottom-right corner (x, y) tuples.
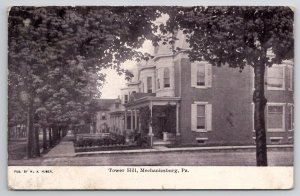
(157, 78), (160, 89)
(191, 62), (212, 88)
(164, 68), (170, 88)
(197, 63), (205, 86)
(266, 66), (285, 90)
(147, 77), (152, 93)
(124, 94), (128, 104)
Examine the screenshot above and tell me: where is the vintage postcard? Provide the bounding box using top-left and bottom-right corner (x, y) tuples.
(7, 6), (294, 189)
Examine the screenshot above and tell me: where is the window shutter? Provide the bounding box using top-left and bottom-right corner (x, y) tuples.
(205, 63), (212, 88)
(191, 62), (197, 87)
(287, 66), (293, 91)
(191, 104), (197, 131)
(206, 104), (212, 131)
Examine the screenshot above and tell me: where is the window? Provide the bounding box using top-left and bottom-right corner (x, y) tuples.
(115, 103), (119, 109)
(266, 66), (285, 90)
(197, 63), (205, 86)
(101, 112), (106, 120)
(164, 68), (170, 88)
(191, 102), (212, 132)
(147, 77), (152, 93)
(287, 104), (294, 131)
(157, 78), (160, 89)
(191, 62), (212, 88)
(197, 105), (205, 129)
(124, 95), (128, 104)
(141, 82), (144, 93)
(267, 104), (284, 131)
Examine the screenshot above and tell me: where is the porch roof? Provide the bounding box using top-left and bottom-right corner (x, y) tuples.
(124, 96), (181, 109)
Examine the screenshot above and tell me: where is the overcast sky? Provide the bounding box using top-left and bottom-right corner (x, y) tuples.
(100, 40), (153, 99)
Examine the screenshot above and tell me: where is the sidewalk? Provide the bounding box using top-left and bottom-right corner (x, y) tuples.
(75, 144), (293, 157)
(43, 133), (75, 158)
(42, 131), (293, 158)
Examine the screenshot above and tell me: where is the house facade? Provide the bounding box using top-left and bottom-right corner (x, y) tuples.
(96, 31), (294, 146)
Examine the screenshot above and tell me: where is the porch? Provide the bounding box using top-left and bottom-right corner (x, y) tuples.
(124, 95), (181, 146)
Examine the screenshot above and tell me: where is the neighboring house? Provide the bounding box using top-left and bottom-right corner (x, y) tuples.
(94, 99), (118, 133)
(97, 31), (294, 146)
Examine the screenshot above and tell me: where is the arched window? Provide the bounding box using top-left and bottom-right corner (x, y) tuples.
(164, 68), (170, 88)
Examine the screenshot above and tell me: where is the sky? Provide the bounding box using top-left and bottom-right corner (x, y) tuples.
(100, 14), (169, 99)
(100, 40), (154, 99)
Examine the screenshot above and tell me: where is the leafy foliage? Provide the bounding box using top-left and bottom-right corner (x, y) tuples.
(8, 6), (162, 157)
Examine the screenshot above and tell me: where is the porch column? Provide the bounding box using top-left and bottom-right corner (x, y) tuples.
(134, 110), (138, 131)
(149, 101), (153, 146)
(124, 110), (127, 134)
(176, 103), (180, 136)
(130, 110), (134, 132)
(138, 109), (141, 132)
(113, 116), (116, 132)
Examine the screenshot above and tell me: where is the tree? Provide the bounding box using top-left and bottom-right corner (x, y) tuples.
(8, 6), (162, 158)
(162, 6), (294, 166)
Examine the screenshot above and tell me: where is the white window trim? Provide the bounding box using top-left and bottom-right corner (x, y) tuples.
(267, 103), (285, 132)
(266, 64), (285, 91)
(192, 101), (212, 132)
(287, 103), (294, 132)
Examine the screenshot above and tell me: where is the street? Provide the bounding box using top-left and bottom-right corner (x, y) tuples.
(9, 149), (293, 166)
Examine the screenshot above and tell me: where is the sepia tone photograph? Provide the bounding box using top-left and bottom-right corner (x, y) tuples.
(7, 5), (294, 189)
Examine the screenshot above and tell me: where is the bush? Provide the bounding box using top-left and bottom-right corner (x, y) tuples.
(74, 134), (127, 148)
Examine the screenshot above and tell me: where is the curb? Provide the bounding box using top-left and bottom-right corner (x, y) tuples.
(75, 144), (293, 157)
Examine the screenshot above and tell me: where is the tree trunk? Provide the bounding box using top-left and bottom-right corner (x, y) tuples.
(253, 63), (268, 166)
(49, 127), (52, 147)
(42, 126), (47, 150)
(26, 102), (34, 158)
(33, 125), (40, 157)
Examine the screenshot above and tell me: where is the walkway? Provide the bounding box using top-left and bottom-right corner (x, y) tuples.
(43, 132), (75, 158)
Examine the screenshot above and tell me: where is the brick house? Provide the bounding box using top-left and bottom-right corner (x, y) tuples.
(97, 31), (294, 146)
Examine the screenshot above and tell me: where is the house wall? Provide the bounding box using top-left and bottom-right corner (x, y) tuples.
(155, 56), (175, 97)
(176, 57), (293, 145)
(139, 67), (156, 93)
